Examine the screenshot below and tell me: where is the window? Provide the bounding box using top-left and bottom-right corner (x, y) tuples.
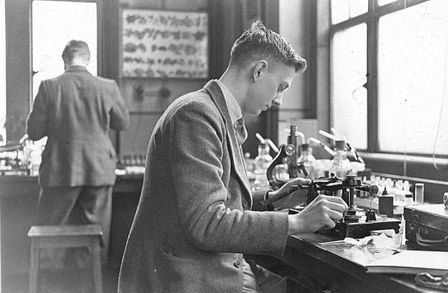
(330, 0), (448, 157)
(32, 0), (98, 100)
(378, 1), (448, 154)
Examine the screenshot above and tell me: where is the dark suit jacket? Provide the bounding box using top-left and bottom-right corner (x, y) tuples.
(118, 80), (288, 293)
(27, 66), (129, 187)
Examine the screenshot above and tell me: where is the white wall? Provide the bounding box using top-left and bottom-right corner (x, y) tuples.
(279, 0), (308, 113)
(278, 0), (318, 144)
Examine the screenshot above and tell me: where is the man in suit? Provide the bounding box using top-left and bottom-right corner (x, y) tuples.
(118, 21), (347, 293)
(27, 40), (129, 268)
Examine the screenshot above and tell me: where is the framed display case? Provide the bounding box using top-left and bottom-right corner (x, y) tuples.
(120, 8), (208, 79)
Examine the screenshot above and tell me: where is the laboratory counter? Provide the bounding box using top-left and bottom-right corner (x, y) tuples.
(251, 232), (443, 293)
(2, 173), (445, 293)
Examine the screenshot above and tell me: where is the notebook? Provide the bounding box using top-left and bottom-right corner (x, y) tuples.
(366, 250), (448, 275)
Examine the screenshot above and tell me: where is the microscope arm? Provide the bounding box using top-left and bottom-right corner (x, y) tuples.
(266, 144), (288, 189)
(259, 185), (300, 208)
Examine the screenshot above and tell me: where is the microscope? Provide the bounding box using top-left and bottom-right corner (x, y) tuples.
(266, 125), (308, 187)
(263, 127), (401, 239)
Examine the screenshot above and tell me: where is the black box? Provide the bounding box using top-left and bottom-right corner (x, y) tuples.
(404, 204), (448, 250)
(378, 196), (394, 217)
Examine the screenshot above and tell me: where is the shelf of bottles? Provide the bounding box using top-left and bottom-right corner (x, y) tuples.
(357, 175), (417, 216)
(116, 153), (146, 175)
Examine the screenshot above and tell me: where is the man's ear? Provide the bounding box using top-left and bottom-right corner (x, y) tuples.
(252, 60), (268, 82)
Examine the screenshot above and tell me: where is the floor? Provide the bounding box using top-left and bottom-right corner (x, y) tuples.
(3, 261), (312, 292)
(3, 266), (120, 293)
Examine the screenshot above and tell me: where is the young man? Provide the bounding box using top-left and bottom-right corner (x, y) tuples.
(27, 40), (129, 268)
(118, 21), (347, 293)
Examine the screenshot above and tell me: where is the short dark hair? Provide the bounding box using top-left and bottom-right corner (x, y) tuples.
(229, 20), (307, 73)
(62, 40), (90, 63)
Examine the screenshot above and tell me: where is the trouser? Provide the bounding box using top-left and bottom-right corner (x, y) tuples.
(36, 185), (113, 268)
(242, 258), (287, 293)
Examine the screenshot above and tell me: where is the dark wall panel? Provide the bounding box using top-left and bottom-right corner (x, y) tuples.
(5, 0), (30, 142)
(116, 0), (209, 157)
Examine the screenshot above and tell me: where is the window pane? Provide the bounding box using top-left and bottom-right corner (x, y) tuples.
(32, 1), (97, 100)
(332, 0), (368, 24)
(349, 0), (368, 18)
(331, 0), (350, 24)
(331, 24), (367, 149)
(378, 0), (448, 154)
(0, 0), (5, 145)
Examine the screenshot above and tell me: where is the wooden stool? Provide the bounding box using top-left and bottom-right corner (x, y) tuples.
(27, 224), (103, 293)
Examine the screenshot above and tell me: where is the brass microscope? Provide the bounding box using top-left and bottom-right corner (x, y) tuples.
(262, 126), (401, 239)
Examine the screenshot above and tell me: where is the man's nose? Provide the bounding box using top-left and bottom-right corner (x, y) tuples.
(272, 94), (283, 107)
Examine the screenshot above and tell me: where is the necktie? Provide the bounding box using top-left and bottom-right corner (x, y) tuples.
(234, 117), (249, 182)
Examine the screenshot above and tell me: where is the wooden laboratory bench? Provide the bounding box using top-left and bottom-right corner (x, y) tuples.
(254, 232), (442, 293)
(0, 172), (144, 285)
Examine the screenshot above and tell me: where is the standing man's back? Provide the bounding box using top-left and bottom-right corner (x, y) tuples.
(27, 40), (129, 273)
(28, 65), (129, 186)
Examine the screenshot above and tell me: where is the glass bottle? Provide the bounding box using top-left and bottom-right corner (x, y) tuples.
(297, 143), (316, 179)
(328, 140), (352, 179)
(404, 192), (414, 206)
(414, 183), (425, 205)
(252, 142), (273, 191)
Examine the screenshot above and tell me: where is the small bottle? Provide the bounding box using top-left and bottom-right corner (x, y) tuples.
(244, 152), (255, 173)
(443, 192), (448, 208)
(297, 143), (316, 179)
(401, 180), (412, 206)
(29, 146), (42, 176)
(252, 142), (273, 191)
(414, 183), (424, 205)
(404, 192), (414, 206)
(273, 160), (289, 182)
(328, 140), (352, 179)
(394, 215), (405, 249)
(403, 180), (411, 195)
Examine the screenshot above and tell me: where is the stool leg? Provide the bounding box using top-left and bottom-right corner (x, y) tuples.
(91, 239), (103, 293)
(29, 241), (40, 293)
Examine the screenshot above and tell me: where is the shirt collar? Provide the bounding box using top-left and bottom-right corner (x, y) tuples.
(65, 65), (90, 73)
(215, 79), (242, 126)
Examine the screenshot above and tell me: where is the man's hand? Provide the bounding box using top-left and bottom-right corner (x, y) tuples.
(268, 177), (311, 200)
(287, 194), (348, 235)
